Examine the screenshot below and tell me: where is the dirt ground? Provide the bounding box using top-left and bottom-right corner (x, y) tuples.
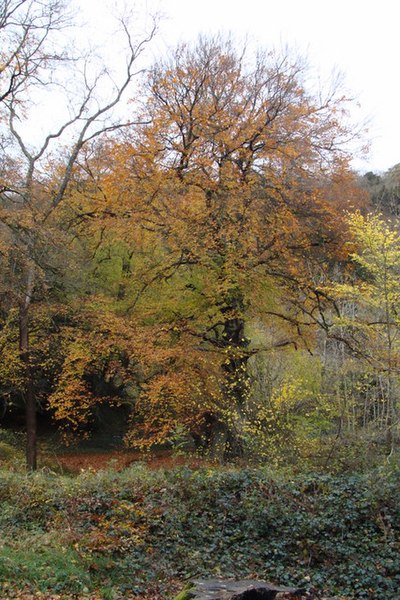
(52, 449), (206, 473)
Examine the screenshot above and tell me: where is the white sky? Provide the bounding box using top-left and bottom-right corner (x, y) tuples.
(78, 0), (399, 173)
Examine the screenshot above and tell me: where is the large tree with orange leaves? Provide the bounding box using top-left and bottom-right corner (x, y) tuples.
(89, 37), (366, 457)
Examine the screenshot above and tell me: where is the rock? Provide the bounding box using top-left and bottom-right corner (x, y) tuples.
(174, 579), (307, 600)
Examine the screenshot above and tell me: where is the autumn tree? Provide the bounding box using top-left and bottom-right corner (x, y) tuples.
(96, 37), (363, 457)
(325, 212), (400, 453)
(0, 0), (157, 469)
(361, 164), (400, 217)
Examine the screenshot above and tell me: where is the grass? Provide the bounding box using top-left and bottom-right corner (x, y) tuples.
(0, 540), (90, 594)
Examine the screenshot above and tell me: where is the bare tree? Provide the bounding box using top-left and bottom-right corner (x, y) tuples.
(0, 0), (70, 106)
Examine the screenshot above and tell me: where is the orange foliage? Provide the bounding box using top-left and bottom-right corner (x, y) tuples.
(47, 38), (366, 453)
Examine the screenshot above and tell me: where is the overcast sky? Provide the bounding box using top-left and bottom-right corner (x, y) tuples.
(80, 0), (399, 174)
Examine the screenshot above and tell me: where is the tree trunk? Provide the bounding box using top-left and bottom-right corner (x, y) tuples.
(208, 419), (229, 462)
(19, 266), (36, 471)
(217, 298), (250, 460)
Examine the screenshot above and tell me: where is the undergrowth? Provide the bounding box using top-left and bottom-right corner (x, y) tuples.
(0, 462), (399, 598)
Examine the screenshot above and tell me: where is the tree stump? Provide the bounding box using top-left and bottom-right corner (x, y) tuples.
(174, 579), (307, 600)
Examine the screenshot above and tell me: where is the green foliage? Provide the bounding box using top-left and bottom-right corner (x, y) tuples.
(0, 441), (15, 461)
(0, 430), (24, 468)
(0, 464), (399, 598)
(325, 212), (400, 449)
(241, 348), (332, 465)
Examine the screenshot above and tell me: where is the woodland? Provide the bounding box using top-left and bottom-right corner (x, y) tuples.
(0, 1), (400, 599)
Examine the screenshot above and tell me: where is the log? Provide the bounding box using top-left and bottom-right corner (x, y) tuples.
(174, 579), (308, 600)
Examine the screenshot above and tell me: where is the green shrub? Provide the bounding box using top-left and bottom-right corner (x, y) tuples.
(0, 464), (399, 598)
